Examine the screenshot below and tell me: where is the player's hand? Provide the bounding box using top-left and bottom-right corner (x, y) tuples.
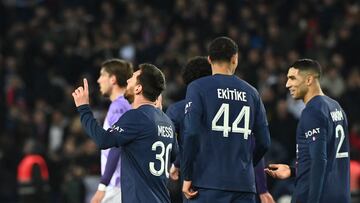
(259, 192), (275, 203)
(169, 164), (179, 180)
(264, 164), (291, 179)
(91, 190), (105, 203)
(72, 78), (90, 107)
(182, 180), (198, 199)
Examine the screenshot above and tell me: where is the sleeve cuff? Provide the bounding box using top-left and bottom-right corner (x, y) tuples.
(98, 183), (107, 191)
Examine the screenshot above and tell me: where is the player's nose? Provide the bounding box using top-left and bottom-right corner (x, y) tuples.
(285, 80), (291, 88)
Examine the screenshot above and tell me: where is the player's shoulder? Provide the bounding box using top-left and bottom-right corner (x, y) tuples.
(301, 96), (333, 121)
(188, 75), (213, 88)
(166, 100), (186, 114)
(120, 108), (142, 121)
(306, 95), (342, 113)
(110, 96), (131, 109)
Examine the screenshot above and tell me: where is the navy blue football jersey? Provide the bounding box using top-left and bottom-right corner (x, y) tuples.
(166, 99), (187, 166)
(78, 104), (178, 203)
(182, 74), (271, 192)
(293, 95), (350, 203)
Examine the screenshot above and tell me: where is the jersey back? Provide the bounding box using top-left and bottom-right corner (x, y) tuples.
(185, 74), (269, 192)
(111, 105), (177, 203)
(295, 95), (350, 203)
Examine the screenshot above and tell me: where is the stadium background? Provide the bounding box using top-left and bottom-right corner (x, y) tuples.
(0, 0), (359, 202)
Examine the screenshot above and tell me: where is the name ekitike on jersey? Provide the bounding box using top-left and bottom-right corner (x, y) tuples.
(330, 109), (344, 122)
(158, 125), (173, 138)
(217, 88), (247, 101)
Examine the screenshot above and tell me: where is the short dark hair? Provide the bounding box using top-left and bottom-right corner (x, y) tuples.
(291, 59), (322, 78)
(182, 56), (212, 85)
(137, 63), (165, 102)
(208, 36), (238, 62)
(102, 59), (133, 87)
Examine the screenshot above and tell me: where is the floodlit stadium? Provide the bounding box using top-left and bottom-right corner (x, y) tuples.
(0, 0), (359, 203)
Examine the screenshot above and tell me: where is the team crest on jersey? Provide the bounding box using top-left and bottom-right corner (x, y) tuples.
(185, 102), (192, 114)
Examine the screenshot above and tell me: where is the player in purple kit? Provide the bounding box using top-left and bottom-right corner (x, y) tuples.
(265, 59), (350, 203)
(91, 59), (133, 203)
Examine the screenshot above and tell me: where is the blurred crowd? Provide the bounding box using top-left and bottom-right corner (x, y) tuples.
(0, 0), (359, 202)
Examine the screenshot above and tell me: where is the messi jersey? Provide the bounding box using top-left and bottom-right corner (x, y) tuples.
(182, 74), (271, 192)
(78, 104), (178, 203)
(293, 95), (350, 203)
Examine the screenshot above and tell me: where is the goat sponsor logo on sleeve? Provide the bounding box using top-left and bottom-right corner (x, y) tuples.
(109, 125), (124, 133)
(185, 102), (192, 114)
(305, 128), (320, 140)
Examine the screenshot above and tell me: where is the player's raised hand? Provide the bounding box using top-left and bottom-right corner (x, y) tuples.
(72, 78), (90, 107)
(264, 164), (291, 179)
(182, 180), (198, 199)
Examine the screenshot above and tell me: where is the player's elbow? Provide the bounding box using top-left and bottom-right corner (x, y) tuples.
(94, 138), (111, 149)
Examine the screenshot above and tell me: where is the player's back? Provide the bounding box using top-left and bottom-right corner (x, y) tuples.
(119, 105), (177, 203)
(187, 74), (269, 192)
(295, 95), (350, 203)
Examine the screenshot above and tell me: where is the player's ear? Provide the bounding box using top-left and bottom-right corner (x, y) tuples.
(135, 84), (142, 95)
(231, 53), (238, 65)
(207, 56), (212, 64)
(110, 75), (116, 85)
(305, 75), (314, 86)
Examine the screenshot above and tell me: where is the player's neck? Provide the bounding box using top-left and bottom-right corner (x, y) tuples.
(132, 95), (156, 109)
(303, 83), (324, 104)
(110, 86), (126, 101)
(212, 64), (234, 75)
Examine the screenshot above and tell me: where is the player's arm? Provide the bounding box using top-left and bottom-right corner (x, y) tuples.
(77, 105), (140, 149)
(181, 83), (202, 199)
(165, 105), (181, 168)
(72, 79), (140, 149)
(100, 148), (121, 185)
(73, 79), (118, 148)
(181, 83), (202, 181)
(254, 159), (275, 203)
(305, 108), (328, 203)
(254, 158), (268, 194)
(77, 105), (120, 148)
(252, 96), (271, 165)
(98, 103), (131, 187)
(170, 131), (180, 180)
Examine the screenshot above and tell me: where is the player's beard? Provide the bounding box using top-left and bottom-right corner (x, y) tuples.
(124, 87), (134, 104)
(294, 85), (308, 100)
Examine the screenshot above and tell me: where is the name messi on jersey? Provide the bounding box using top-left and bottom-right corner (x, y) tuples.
(330, 109), (344, 122)
(217, 88), (247, 102)
(158, 125), (173, 138)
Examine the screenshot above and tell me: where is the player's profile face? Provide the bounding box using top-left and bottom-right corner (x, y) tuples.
(286, 67), (307, 100)
(125, 70), (141, 100)
(97, 68), (112, 97)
